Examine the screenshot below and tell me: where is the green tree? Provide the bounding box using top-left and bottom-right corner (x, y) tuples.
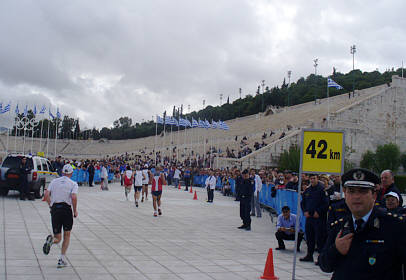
(401, 153), (406, 171)
(374, 143), (401, 172)
(278, 145), (300, 172)
(360, 150), (377, 172)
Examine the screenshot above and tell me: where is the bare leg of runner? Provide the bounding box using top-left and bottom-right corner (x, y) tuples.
(152, 195), (157, 216)
(144, 185), (148, 200)
(157, 195), (162, 215)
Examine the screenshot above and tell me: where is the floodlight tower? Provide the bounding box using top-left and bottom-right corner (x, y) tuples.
(219, 93), (223, 106)
(313, 59), (318, 75)
(261, 80), (265, 112)
(287, 71), (292, 106)
(351, 45), (356, 97)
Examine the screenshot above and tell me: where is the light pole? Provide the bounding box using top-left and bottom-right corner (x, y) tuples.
(287, 71), (292, 106)
(261, 80), (265, 112)
(313, 59), (318, 75)
(202, 99), (205, 110)
(350, 45), (356, 97)
(219, 94), (223, 106)
(239, 88), (242, 99)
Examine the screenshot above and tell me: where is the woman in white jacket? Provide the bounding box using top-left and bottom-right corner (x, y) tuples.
(101, 163), (109, 191)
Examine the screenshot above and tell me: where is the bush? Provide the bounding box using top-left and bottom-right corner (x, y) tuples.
(401, 153), (406, 171)
(394, 175), (406, 194)
(278, 145), (300, 172)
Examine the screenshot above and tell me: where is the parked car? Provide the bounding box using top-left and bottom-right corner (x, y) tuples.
(0, 154), (58, 198)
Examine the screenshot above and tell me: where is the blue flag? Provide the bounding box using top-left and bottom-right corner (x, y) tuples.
(23, 105), (28, 117)
(185, 118), (191, 127)
(204, 119), (210, 129)
(0, 103), (2, 112)
(156, 115), (164, 124)
(327, 78), (343, 90)
(40, 105), (46, 114)
(198, 119), (205, 128)
(172, 117), (179, 126)
(219, 120), (229, 130)
(192, 118), (198, 128)
(211, 120), (217, 129)
(15, 104), (19, 115)
(1, 103), (10, 114)
(33, 105), (37, 115)
(164, 116), (172, 125)
(49, 108), (55, 119)
(56, 108), (61, 119)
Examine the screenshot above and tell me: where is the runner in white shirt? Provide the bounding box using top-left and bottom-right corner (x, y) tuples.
(42, 164), (78, 268)
(141, 164), (149, 202)
(133, 165), (145, 207)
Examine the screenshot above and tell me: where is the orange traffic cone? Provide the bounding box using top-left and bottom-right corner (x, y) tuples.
(260, 248), (278, 280)
(193, 190), (198, 200)
(178, 183), (181, 189)
(189, 186), (193, 193)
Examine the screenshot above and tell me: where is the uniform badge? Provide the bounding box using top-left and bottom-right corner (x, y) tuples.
(353, 170), (365, 181)
(373, 218), (380, 229)
(368, 257), (376, 266)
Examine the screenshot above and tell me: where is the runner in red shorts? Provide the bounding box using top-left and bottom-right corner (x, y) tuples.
(150, 166), (167, 217)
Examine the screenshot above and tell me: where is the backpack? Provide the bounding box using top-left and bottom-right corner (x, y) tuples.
(124, 173), (132, 186)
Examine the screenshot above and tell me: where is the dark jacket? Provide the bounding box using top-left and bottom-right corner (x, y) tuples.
(300, 183), (329, 217)
(239, 178), (254, 199)
(319, 207), (406, 280)
(376, 184), (403, 207)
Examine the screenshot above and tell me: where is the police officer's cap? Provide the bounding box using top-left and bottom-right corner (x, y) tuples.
(342, 168), (379, 189)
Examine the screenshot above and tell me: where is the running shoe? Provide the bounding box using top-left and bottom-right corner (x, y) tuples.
(57, 259), (68, 268)
(141, 197), (144, 202)
(135, 201), (138, 207)
(43, 235), (53, 255)
(154, 212), (158, 217)
(158, 209), (162, 215)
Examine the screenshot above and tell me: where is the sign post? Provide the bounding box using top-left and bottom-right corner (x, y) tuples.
(291, 129), (345, 279)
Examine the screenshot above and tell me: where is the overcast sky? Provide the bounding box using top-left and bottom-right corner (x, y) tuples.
(0, 0), (405, 129)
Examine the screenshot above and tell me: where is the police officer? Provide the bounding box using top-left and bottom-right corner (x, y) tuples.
(234, 169), (242, 201)
(237, 169), (254, 231)
(19, 156), (32, 200)
(327, 199), (350, 233)
(300, 174), (329, 262)
(42, 164), (78, 268)
(318, 168), (406, 279)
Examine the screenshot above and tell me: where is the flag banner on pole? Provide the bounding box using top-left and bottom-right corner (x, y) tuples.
(204, 119), (210, 129)
(164, 116), (172, 125)
(192, 118), (198, 127)
(172, 117), (179, 126)
(211, 120), (217, 129)
(33, 105), (37, 115)
(198, 119), (205, 128)
(15, 104), (19, 115)
(56, 108), (61, 119)
(179, 118), (188, 127)
(0, 103), (2, 112)
(1, 103), (10, 114)
(49, 108), (55, 119)
(218, 120), (229, 130)
(185, 119), (191, 127)
(23, 105), (28, 117)
(40, 105), (46, 114)
(156, 115), (164, 124)
(327, 78), (343, 89)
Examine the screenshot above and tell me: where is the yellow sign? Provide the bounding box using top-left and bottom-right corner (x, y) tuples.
(37, 152), (45, 157)
(301, 129), (345, 174)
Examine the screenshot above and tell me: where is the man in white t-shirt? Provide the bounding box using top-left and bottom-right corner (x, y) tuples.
(173, 166), (181, 188)
(250, 169), (262, 218)
(133, 165), (145, 207)
(205, 170), (217, 203)
(141, 165), (149, 202)
(42, 164), (78, 268)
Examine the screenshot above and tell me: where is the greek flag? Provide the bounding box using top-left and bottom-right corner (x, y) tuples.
(178, 118), (187, 127)
(0, 103), (2, 112)
(218, 120), (229, 130)
(1, 103), (10, 114)
(192, 118), (198, 128)
(211, 120), (217, 129)
(185, 118), (191, 127)
(164, 116), (172, 125)
(204, 119), (210, 129)
(172, 117), (179, 126)
(327, 78), (343, 90)
(198, 119), (205, 128)
(33, 105), (37, 115)
(156, 115), (164, 124)
(23, 105), (28, 117)
(56, 108), (61, 119)
(39, 105), (46, 114)
(49, 108), (55, 119)
(15, 104), (19, 115)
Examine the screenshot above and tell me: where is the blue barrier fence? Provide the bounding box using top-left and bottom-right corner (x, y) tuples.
(192, 175), (306, 230)
(71, 169), (115, 184)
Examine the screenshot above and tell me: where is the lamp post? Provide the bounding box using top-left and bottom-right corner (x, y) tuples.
(313, 59), (318, 103)
(350, 45), (356, 97)
(219, 93), (223, 106)
(287, 71), (292, 107)
(261, 80), (265, 112)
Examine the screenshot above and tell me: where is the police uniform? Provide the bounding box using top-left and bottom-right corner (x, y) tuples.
(238, 170), (254, 230)
(318, 168), (406, 280)
(327, 199), (350, 233)
(19, 158), (32, 200)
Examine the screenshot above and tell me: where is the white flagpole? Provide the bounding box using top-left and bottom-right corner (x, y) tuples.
(170, 123), (173, 162)
(154, 117), (158, 163)
(39, 118), (43, 152)
(5, 109), (10, 155)
(14, 115), (17, 153)
(46, 117), (50, 158)
(54, 118), (58, 159)
(177, 120), (180, 164)
(327, 78), (330, 128)
(162, 119), (166, 165)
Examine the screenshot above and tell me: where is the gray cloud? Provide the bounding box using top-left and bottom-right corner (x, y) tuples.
(0, 0), (405, 128)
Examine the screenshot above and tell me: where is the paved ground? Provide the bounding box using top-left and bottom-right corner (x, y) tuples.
(0, 182), (332, 280)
